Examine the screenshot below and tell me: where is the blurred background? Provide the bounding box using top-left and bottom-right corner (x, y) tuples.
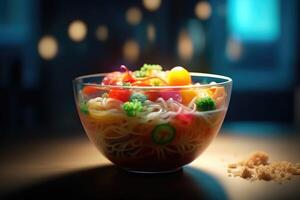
(0, 0), (299, 137)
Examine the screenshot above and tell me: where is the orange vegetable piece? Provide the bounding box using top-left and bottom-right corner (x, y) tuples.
(207, 86), (226, 108)
(82, 86), (101, 96)
(132, 81), (151, 86)
(181, 90), (198, 105)
(167, 66), (192, 86)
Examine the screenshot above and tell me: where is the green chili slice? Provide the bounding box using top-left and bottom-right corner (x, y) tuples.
(151, 124), (176, 145)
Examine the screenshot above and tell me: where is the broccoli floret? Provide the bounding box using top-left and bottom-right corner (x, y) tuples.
(123, 100), (143, 117)
(122, 82), (131, 86)
(195, 97), (216, 111)
(152, 79), (161, 86)
(134, 70), (146, 78)
(130, 93), (147, 103)
(79, 101), (89, 115)
(134, 64), (162, 77)
(140, 64), (162, 72)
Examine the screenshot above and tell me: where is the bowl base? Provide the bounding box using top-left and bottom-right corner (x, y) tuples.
(123, 167), (182, 174)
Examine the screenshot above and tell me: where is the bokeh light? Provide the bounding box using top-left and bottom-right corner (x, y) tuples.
(143, 0), (161, 12)
(38, 35), (58, 60)
(187, 19), (206, 55)
(177, 30), (194, 61)
(126, 7), (142, 26)
(95, 25), (108, 41)
(195, 1), (212, 20)
(226, 38), (243, 61)
(147, 24), (156, 42)
(123, 39), (140, 62)
(68, 20), (87, 42)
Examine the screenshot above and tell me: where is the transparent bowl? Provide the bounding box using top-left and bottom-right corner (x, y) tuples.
(73, 73), (232, 173)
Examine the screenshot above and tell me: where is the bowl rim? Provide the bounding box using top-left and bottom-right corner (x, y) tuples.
(73, 72), (232, 89)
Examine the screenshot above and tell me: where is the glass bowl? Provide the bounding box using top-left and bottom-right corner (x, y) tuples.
(73, 72), (232, 173)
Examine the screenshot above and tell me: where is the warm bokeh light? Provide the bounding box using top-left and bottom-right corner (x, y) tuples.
(226, 38), (243, 61)
(143, 0), (161, 12)
(177, 30), (194, 61)
(195, 1), (212, 20)
(95, 25), (108, 41)
(126, 7), (142, 26)
(68, 20), (87, 42)
(123, 39), (140, 62)
(38, 35), (58, 60)
(147, 24), (156, 42)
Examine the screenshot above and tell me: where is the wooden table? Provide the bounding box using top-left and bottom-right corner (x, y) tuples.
(0, 131), (300, 199)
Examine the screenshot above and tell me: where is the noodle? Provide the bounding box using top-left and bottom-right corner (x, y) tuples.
(83, 95), (226, 159)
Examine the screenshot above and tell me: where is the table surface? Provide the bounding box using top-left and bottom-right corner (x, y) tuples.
(0, 131), (300, 200)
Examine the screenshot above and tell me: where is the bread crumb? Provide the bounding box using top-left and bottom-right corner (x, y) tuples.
(228, 163), (237, 168)
(256, 166), (272, 181)
(244, 151), (269, 168)
(227, 151), (300, 183)
(240, 167), (253, 179)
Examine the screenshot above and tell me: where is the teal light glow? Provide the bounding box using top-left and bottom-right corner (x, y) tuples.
(228, 0), (280, 41)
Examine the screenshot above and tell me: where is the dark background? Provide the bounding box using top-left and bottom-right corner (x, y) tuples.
(0, 0), (299, 136)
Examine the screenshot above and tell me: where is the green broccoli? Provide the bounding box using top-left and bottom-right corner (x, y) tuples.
(130, 93), (147, 103)
(123, 100), (143, 117)
(152, 79), (161, 86)
(140, 64), (162, 72)
(195, 97), (216, 111)
(134, 64), (162, 77)
(79, 101), (89, 115)
(134, 70), (146, 78)
(122, 82), (131, 86)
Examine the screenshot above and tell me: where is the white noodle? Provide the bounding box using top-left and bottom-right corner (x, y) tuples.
(84, 95), (226, 159)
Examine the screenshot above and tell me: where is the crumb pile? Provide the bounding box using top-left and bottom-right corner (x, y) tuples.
(227, 151), (300, 183)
